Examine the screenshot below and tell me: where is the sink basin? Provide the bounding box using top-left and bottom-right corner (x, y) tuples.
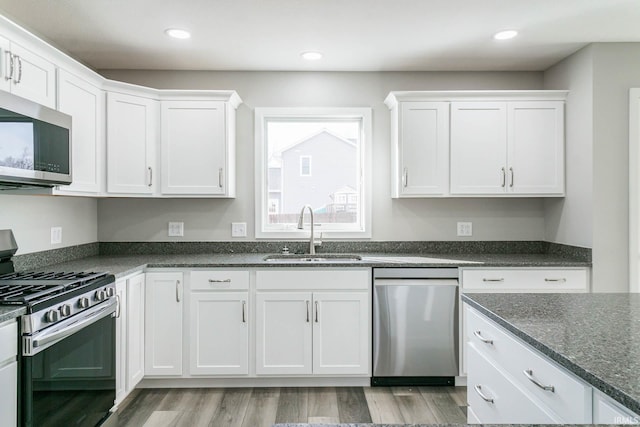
(263, 253), (363, 262)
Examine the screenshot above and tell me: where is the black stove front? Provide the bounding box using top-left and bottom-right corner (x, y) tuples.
(0, 230), (117, 427)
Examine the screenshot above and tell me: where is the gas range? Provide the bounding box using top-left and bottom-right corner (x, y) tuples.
(0, 270), (116, 334)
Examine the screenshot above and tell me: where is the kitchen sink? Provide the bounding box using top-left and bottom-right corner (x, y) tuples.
(263, 253), (363, 262)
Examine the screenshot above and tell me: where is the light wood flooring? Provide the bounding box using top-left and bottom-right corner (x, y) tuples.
(117, 386), (467, 427)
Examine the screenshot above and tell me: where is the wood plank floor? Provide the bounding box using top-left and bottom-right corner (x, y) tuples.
(117, 386), (467, 426)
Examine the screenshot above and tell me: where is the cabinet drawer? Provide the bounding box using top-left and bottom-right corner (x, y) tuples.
(466, 306), (592, 423)
(462, 268), (588, 292)
(593, 390), (640, 424)
(191, 271), (249, 290)
(256, 269), (370, 290)
(0, 320), (17, 362)
(467, 344), (557, 424)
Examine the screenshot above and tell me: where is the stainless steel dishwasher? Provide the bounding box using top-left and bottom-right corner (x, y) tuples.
(372, 268), (459, 386)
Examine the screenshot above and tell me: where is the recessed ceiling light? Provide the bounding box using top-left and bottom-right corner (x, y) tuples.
(301, 51), (323, 61)
(165, 28), (191, 39)
(493, 30), (518, 40)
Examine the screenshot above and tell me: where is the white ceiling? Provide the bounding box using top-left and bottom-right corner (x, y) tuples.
(0, 0), (639, 72)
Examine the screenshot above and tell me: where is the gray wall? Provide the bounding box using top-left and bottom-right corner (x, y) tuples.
(98, 70), (546, 242)
(0, 195), (97, 255)
(543, 43), (640, 292)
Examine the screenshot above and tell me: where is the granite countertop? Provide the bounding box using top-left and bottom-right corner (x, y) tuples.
(462, 293), (640, 415)
(27, 252), (590, 279)
(0, 306), (26, 323)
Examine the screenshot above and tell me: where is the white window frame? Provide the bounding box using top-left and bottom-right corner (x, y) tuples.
(255, 107), (372, 239)
(300, 155), (312, 177)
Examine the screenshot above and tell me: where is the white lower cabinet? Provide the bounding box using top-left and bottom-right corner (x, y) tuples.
(464, 303), (640, 424)
(593, 391), (640, 424)
(115, 272), (145, 405)
(145, 272), (183, 376)
(0, 319), (17, 427)
(188, 270), (250, 376)
(255, 269), (371, 377)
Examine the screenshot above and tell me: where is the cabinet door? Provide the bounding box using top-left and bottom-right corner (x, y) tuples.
(161, 101), (228, 195)
(145, 272), (183, 376)
(6, 42), (56, 108)
(312, 292), (369, 375)
(0, 36), (11, 93)
(57, 70), (104, 194)
(126, 273), (145, 389)
(397, 102), (449, 196)
(256, 292), (312, 375)
(507, 101), (564, 195)
(189, 292), (248, 375)
(114, 279), (127, 405)
(450, 102), (507, 195)
(107, 92), (158, 194)
(0, 361), (17, 427)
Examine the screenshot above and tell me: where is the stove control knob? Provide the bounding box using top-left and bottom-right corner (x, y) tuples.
(95, 290), (106, 301)
(60, 304), (71, 317)
(78, 297), (89, 309)
(46, 310), (59, 323)
(106, 287), (115, 298)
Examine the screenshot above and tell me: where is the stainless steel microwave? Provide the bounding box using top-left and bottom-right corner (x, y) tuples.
(0, 91), (71, 188)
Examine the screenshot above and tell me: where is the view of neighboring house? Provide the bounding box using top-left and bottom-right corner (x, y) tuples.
(267, 129), (359, 224)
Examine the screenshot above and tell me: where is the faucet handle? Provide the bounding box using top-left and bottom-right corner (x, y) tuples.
(281, 246), (290, 254)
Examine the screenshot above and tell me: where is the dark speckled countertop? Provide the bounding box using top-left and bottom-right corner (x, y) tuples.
(27, 252), (590, 279)
(462, 293), (640, 415)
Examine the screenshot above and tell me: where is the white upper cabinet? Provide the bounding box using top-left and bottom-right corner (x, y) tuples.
(507, 102), (565, 194)
(161, 97), (239, 197)
(56, 70), (105, 194)
(0, 36), (56, 108)
(106, 91), (158, 195)
(388, 100), (449, 197)
(450, 102), (508, 195)
(386, 91), (567, 198)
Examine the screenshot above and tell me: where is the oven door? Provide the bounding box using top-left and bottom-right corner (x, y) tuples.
(21, 298), (116, 427)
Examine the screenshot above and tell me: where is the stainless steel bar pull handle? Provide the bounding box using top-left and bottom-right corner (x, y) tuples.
(402, 168), (408, 188)
(176, 280), (181, 302)
(509, 167), (514, 188)
(209, 279), (232, 283)
(501, 167), (506, 187)
(315, 301), (319, 323)
(474, 385), (494, 403)
(482, 278), (504, 282)
(523, 369), (555, 392)
(242, 301), (246, 323)
(115, 295), (121, 318)
(15, 55), (22, 84)
(473, 330), (493, 345)
(5, 52), (13, 81)
(306, 300), (310, 323)
(218, 168), (223, 188)
(544, 278), (566, 283)
(148, 167), (153, 187)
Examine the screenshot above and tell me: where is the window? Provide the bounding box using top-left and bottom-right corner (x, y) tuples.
(300, 156), (312, 176)
(255, 107), (372, 238)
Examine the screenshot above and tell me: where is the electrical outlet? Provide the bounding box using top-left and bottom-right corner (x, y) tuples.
(457, 222), (473, 237)
(51, 227), (62, 244)
(231, 222), (247, 238)
(168, 222), (184, 237)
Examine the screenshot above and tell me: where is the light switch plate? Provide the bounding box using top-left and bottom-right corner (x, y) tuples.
(457, 222), (473, 237)
(231, 222), (247, 237)
(51, 227), (62, 244)
(168, 222), (184, 237)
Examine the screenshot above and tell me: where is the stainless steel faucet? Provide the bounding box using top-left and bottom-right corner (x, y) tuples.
(297, 205), (315, 255)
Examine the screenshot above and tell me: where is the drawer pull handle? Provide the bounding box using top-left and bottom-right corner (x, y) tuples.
(208, 279), (232, 283)
(482, 278), (504, 282)
(473, 330), (493, 345)
(474, 385), (494, 403)
(524, 369), (555, 392)
(544, 278), (566, 283)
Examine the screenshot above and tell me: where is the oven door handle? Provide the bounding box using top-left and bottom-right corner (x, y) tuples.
(23, 298), (117, 356)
